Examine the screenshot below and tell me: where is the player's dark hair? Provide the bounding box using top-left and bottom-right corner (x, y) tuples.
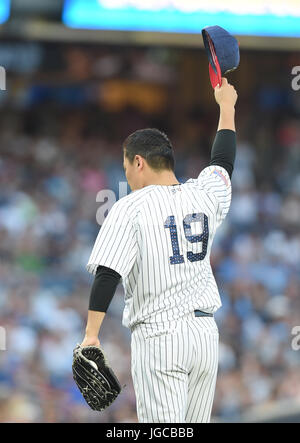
(123, 128), (175, 171)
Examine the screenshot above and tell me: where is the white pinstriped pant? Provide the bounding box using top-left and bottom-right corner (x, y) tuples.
(131, 313), (219, 423)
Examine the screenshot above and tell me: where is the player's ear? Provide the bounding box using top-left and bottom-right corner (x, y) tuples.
(135, 155), (142, 168)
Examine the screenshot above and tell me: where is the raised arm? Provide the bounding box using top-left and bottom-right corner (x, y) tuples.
(209, 77), (238, 178)
(215, 77), (237, 131)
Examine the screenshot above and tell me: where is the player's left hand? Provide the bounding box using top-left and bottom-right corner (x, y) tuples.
(80, 335), (100, 348)
(72, 344), (122, 411)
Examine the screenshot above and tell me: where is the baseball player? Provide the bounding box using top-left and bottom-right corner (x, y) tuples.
(80, 78), (238, 423)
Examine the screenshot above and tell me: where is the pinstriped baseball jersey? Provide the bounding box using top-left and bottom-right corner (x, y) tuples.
(87, 165), (231, 330)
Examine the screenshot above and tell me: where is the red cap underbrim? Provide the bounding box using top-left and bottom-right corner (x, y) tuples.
(209, 61), (222, 89)
(207, 32), (222, 88)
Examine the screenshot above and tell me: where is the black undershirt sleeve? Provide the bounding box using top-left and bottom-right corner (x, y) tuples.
(89, 265), (121, 312)
(209, 129), (236, 178)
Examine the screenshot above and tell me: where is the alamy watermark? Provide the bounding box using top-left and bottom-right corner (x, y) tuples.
(291, 66), (300, 91)
(96, 181), (128, 225)
(291, 326), (300, 351)
(0, 326), (6, 350)
(0, 66), (6, 90)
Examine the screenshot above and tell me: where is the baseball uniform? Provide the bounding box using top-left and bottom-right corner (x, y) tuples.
(87, 161), (232, 423)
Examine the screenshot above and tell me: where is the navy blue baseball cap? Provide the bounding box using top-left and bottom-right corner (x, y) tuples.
(201, 25), (240, 89)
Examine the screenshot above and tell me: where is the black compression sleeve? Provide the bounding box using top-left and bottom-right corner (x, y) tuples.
(209, 129), (236, 178)
(89, 266), (121, 312)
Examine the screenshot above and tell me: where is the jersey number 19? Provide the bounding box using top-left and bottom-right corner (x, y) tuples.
(164, 213), (209, 264)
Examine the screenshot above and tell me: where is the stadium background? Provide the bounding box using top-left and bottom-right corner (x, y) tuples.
(0, 0), (300, 423)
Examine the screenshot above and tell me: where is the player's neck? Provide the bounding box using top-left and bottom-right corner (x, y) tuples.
(143, 170), (180, 187)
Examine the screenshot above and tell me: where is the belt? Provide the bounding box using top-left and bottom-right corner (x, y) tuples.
(194, 310), (213, 318)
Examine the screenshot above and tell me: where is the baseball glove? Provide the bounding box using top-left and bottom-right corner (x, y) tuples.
(72, 344), (122, 411)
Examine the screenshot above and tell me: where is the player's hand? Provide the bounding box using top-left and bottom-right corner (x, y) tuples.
(214, 77), (238, 108)
(80, 335), (101, 348)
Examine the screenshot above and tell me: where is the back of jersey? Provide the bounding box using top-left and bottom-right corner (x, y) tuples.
(87, 165), (231, 329)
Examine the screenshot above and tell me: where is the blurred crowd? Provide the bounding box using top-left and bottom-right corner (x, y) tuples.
(0, 44), (300, 422)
